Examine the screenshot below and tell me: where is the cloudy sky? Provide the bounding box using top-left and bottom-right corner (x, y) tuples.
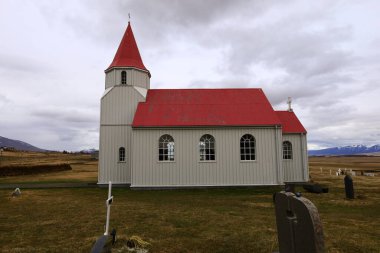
(0, 0), (379, 151)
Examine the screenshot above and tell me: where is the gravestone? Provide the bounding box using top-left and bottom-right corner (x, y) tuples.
(273, 191), (325, 253)
(11, 188), (21, 197)
(284, 183), (295, 193)
(344, 175), (354, 199)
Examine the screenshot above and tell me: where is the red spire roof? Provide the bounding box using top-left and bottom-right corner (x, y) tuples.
(106, 22), (150, 75)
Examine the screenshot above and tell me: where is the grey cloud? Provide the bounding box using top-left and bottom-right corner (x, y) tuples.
(188, 77), (251, 89)
(2, 1), (379, 150)
(36, 0), (284, 47)
(0, 53), (49, 73)
(32, 108), (98, 125)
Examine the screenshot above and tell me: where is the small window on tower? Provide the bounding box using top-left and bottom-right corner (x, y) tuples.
(121, 71), (127, 85)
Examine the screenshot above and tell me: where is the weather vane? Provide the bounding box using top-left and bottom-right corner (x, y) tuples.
(128, 13), (131, 22)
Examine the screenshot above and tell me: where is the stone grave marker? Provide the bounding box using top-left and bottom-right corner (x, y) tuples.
(11, 188), (21, 197)
(273, 191), (325, 253)
(344, 175), (354, 199)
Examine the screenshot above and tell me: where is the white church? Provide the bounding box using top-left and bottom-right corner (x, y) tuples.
(98, 22), (308, 188)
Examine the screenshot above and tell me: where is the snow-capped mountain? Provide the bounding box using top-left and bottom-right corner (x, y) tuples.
(79, 148), (98, 154)
(309, 144), (380, 156)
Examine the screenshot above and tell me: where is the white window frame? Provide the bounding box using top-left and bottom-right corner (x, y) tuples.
(240, 134), (256, 161)
(121, 71), (127, 85)
(283, 141), (293, 160)
(158, 134), (175, 161)
(119, 147), (125, 162)
(199, 134), (216, 161)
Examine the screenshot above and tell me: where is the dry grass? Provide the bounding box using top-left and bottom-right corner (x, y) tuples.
(0, 155), (379, 252)
(0, 151), (97, 184)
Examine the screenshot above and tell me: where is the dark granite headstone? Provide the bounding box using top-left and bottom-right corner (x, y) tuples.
(90, 235), (109, 253)
(274, 191), (325, 253)
(344, 175), (354, 199)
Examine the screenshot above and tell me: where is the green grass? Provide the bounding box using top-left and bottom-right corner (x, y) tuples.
(1, 154), (380, 252)
(0, 184), (379, 253)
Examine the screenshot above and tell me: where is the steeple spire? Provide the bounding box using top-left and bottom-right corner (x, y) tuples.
(106, 22), (150, 76)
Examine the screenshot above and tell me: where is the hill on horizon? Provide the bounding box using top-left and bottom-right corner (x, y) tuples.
(309, 144), (380, 156)
(0, 136), (46, 152)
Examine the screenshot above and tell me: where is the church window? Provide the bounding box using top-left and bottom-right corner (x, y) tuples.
(283, 141), (292, 160)
(240, 134), (255, 161)
(119, 147), (125, 162)
(159, 135), (175, 161)
(121, 71), (127, 84)
(199, 134), (215, 161)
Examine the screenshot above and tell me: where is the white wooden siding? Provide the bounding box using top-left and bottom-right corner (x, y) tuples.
(282, 134), (308, 182)
(98, 85), (146, 184)
(105, 68), (150, 89)
(100, 86), (145, 125)
(98, 126), (132, 184)
(131, 127), (283, 187)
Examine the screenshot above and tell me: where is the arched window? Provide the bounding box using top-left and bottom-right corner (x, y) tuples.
(121, 71), (127, 85)
(240, 134), (256, 160)
(199, 134), (215, 161)
(283, 141), (292, 160)
(159, 135), (175, 161)
(119, 147), (125, 162)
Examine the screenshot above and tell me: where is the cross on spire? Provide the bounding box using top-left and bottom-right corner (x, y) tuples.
(287, 97), (293, 112)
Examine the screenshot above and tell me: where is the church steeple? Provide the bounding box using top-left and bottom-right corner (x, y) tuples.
(104, 22), (150, 90)
(105, 22), (150, 77)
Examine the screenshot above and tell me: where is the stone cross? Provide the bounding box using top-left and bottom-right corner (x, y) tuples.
(273, 191), (325, 253)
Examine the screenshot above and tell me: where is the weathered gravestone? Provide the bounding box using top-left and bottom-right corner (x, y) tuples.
(11, 188), (21, 197)
(274, 191), (325, 253)
(284, 183), (295, 193)
(344, 175), (354, 199)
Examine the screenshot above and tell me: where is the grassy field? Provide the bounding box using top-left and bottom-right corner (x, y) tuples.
(0, 153), (379, 252)
(0, 151), (98, 184)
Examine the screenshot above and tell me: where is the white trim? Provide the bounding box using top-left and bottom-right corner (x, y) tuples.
(101, 87), (113, 99)
(133, 86), (148, 98)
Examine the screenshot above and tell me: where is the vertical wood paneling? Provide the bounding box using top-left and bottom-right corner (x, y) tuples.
(101, 86), (145, 125)
(105, 68), (150, 89)
(99, 75), (148, 184)
(98, 126), (132, 184)
(131, 128), (285, 187)
(282, 134), (307, 182)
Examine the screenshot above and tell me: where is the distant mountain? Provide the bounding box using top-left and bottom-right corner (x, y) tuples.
(79, 148), (98, 154)
(309, 144), (380, 156)
(0, 136), (46, 152)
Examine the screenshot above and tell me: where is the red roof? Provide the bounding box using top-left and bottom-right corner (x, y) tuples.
(106, 22), (150, 75)
(132, 89), (283, 127)
(276, 111), (307, 133)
